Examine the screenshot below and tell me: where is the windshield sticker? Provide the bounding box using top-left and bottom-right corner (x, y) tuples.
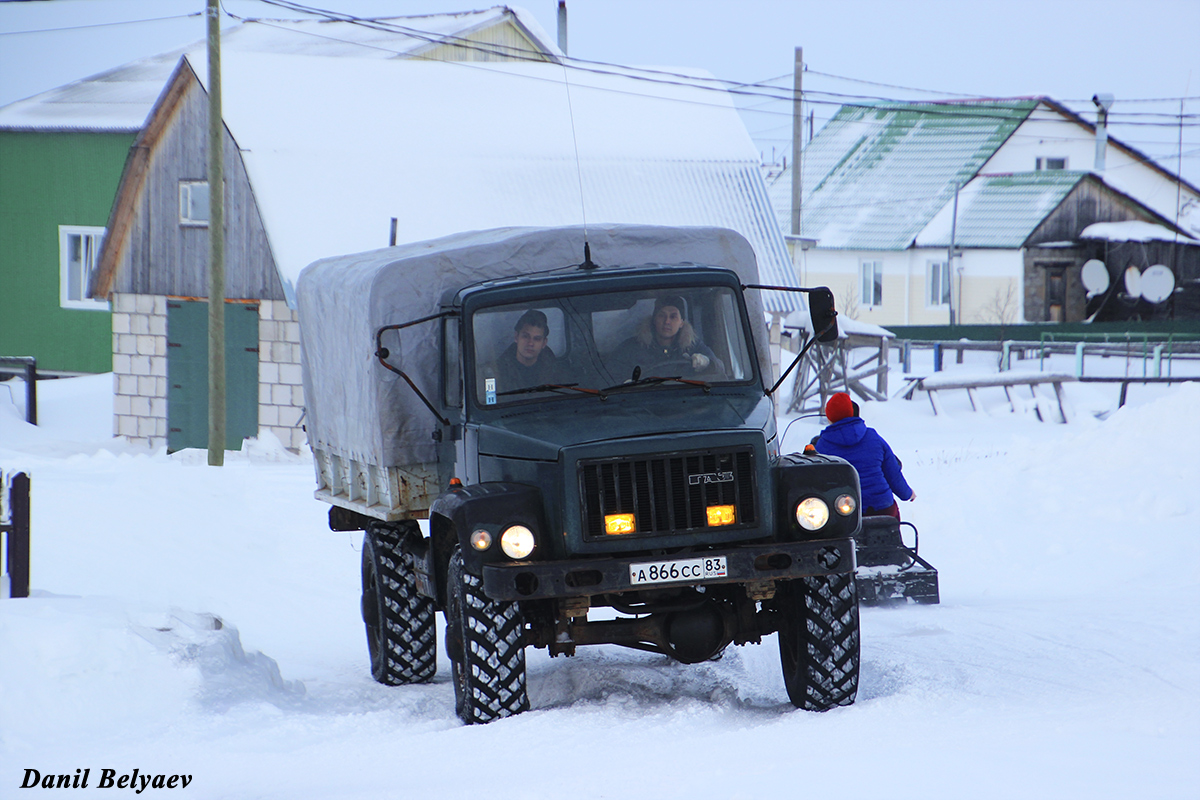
(485, 377), (497, 405)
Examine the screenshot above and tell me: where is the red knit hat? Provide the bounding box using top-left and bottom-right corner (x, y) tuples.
(825, 392), (854, 423)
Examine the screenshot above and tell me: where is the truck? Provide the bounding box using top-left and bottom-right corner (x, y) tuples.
(297, 224), (863, 723)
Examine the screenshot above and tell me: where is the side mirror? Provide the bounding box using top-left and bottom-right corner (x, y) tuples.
(808, 287), (838, 343)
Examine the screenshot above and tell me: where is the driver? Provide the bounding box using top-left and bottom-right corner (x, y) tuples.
(610, 295), (721, 379)
(491, 309), (560, 391)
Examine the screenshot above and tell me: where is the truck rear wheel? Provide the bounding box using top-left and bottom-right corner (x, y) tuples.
(445, 546), (529, 724)
(362, 524), (437, 685)
(777, 573), (860, 711)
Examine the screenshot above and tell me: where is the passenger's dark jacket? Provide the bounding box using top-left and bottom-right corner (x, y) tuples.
(815, 417), (912, 512)
(609, 319), (720, 380)
(491, 344), (559, 392)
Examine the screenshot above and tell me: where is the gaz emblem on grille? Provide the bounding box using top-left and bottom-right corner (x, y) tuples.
(688, 471), (734, 485)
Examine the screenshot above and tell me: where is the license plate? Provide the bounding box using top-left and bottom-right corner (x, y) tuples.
(629, 556), (728, 586)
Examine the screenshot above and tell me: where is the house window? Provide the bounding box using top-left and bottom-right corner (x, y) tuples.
(179, 181), (210, 226)
(860, 260), (883, 307)
(1036, 157), (1067, 171)
(927, 260), (951, 307)
(59, 225), (108, 310)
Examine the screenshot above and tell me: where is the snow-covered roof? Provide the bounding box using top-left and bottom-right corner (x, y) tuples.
(769, 96), (1200, 249)
(189, 52), (797, 311)
(1079, 220), (1198, 243)
(774, 99), (1037, 250)
(0, 7), (558, 132)
(783, 309), (894, 339)
(915, 171), (1085, 248)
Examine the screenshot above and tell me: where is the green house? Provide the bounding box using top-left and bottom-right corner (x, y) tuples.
(0, 125), (137, 374)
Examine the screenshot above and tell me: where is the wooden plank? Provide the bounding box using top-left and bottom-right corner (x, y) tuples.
(918, 372), (1075, 392)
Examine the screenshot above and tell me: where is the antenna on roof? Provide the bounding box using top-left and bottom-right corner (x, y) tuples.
(559, 17), (592, 270)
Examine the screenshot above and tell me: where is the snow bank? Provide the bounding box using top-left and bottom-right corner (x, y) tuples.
(1, 371), (1197, 799)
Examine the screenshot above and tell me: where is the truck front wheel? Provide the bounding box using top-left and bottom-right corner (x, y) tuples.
(777, 573), (860, 711)
(362, 523), (437, 685)
(445, 545), (529, 723)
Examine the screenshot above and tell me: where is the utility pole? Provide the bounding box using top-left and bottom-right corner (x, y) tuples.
(207, 0), (225, 466)
(947, 182), (960, 326)
(790, 47), (803, 239)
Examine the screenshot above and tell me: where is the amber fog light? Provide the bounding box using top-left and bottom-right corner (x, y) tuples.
(706, 505), (736, 526)
(835, 494), (856, 516)
(470, 529), (492, 551)
(604, 513), (636, 535)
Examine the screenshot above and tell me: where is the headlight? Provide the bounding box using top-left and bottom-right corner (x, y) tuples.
(500, 524), (536, 559)
(795, 497), (829, 531)
(835, 494), (857, 516)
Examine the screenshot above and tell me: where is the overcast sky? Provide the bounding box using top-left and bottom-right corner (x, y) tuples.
(2, 0), (1197, 183)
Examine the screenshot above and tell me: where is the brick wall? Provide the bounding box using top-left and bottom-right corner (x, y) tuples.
(110, 294), (306, 452)
(111, 293), (168, 449)
(257, 300), (306, 451)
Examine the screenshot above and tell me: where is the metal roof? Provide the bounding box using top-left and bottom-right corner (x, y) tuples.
(0, 8), (559, 132)
(914, 171), (1085, 249)
(772, 99), (1038, 250)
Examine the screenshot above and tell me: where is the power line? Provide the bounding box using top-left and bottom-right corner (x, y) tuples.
(224, 1), (1200, 137)
(0, 12), (202, 36)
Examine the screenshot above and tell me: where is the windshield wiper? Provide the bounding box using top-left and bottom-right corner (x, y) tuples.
(601, 368), (710, 394)
(496, 382), (605, 398)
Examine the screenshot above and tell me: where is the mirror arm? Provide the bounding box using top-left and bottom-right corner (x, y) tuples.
(741, 283), (824, 294)
(766, 316), (836, 397)
(375, 311), (457, 427)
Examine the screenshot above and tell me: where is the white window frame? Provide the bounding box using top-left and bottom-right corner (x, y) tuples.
(1035, 156), (1068, 171)
(179, 180), (210, 226)
(860, 260), (883, 307)
(926, 259), (951, 308)
(58, 225), (109, 311)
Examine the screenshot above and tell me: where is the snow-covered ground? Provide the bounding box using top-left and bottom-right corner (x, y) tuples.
(2, 360), (1198, 799)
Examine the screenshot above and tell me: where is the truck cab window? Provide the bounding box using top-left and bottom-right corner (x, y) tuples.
(472, 285), (754, 406)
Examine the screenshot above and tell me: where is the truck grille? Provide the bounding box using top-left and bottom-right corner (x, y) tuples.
(579, 447), (756, 538)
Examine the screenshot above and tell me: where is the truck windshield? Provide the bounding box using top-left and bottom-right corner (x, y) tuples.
(472, 285), (755, 406)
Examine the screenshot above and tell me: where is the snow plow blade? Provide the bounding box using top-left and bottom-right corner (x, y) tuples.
(853, 516), (940, 606)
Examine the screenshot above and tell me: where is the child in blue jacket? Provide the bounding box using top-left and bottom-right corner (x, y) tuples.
(815, 392), (915, 519)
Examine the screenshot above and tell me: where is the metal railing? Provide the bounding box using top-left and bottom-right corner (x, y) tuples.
(1, 471), (31, 598)
(895, 338), (1200, 379)
(0, 357), (38, 425)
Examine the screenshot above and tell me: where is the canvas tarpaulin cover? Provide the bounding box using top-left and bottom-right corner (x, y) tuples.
(297, 224), (770, 467)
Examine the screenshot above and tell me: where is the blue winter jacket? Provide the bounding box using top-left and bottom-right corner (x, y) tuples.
(815, 417), (913, 512)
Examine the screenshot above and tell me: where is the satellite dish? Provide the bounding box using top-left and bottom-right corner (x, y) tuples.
(1123, 266), (1142, 297)
(1081, 259), (1109, 296)
(1140, 264), (1175, 303)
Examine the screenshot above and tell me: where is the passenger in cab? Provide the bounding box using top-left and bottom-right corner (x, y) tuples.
(491, 309), (560, 391)
(610, 295), (722, 380)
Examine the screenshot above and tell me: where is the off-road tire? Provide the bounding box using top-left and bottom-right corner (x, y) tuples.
(777, 572), (860, 711)
(445, 546), (529, 724)
(362, 524), (436, 685)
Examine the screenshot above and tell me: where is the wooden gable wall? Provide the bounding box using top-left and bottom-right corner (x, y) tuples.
(411, 17), (555, 63)
(108, 68), (283, 301)
(1025, 176), (1168, 247)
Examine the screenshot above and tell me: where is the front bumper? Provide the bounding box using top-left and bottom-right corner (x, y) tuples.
(481, 537), (856, 602)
